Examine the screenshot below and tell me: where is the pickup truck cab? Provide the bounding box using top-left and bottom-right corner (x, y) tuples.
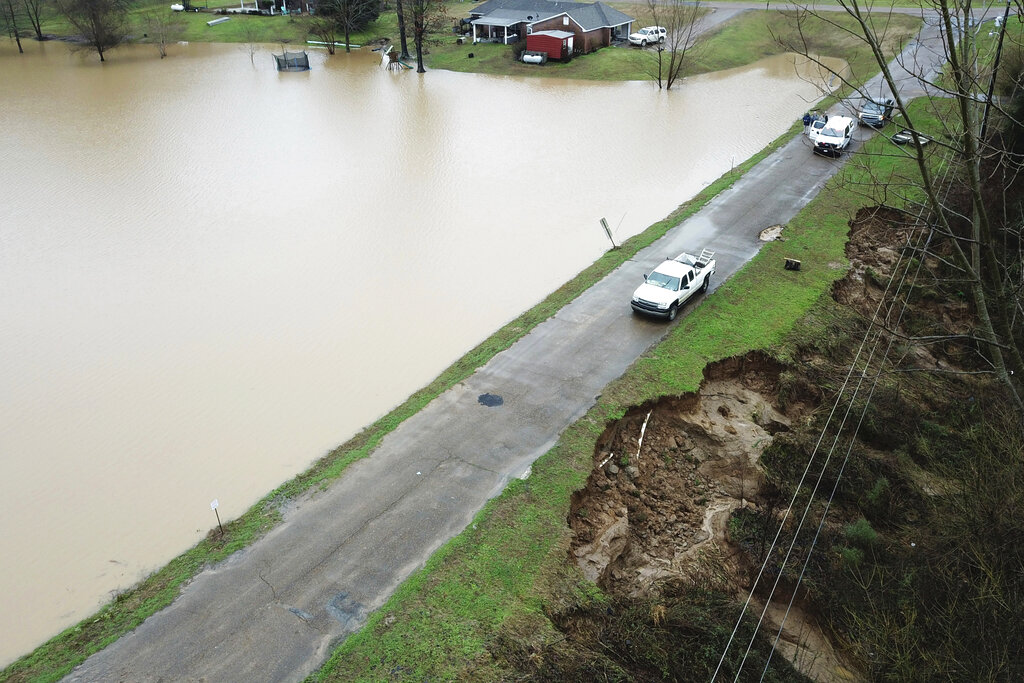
(807, 117), (827, 141)
(813, 115), (857, 157)
(631, 249), (716, 320)
(629, 26), (666, 46)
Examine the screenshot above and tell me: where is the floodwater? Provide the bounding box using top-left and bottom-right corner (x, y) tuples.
(0, 39), (842, 666)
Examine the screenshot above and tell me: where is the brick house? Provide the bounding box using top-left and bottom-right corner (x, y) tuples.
(468, 0), (634, 53)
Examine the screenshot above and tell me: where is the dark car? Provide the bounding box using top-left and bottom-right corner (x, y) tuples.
(858, 98), (895, 128)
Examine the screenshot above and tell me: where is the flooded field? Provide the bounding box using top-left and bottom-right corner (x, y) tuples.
(0, 39), (840, 665)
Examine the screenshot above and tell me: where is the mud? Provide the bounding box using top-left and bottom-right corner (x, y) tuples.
(557, 198), (993, 680)
(567, 353), (855, 678)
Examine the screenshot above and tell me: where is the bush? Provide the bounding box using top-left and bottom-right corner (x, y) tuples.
(843, 518), (878, 549)
(838, 546), (864, 568)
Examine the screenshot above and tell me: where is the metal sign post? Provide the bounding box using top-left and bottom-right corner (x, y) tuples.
(210, 499), (225, 536)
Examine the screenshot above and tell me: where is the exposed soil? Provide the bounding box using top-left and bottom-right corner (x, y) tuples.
(567, 353), (850, 680)
(561, 205), (980, 681)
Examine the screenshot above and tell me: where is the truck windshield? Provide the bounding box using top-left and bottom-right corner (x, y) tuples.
(821, 125), (844, 137)
(647, 272), (681, 290)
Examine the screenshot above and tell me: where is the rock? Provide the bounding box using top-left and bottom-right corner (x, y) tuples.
(574, 515), (631, 583)
(626, 466), (640, 479)
(607, 463), (619, 475)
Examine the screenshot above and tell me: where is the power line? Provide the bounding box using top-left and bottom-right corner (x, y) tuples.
(712, 137), (959, 680)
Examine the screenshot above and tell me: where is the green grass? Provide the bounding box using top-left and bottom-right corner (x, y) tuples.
(28, 1), (921, 86)
(308, 101), (949, 683)
(309, 95), (953, 683)
(688, 10), (921, 79)
(425, 9), (920, 81)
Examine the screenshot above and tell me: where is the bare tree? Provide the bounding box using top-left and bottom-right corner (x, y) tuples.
(310, 0), (379, 54)
(20, 0), (48, 41)
(777, 1), (1024, 415)
(2, 0), (24, 53)
(407, 0), (446, 73)
(239, 19), (264, 62)
(55, 0), (128, 62)
(644, 0), (704, 89)
(308, 12), (338, 54)
(140, 8), (185, 58)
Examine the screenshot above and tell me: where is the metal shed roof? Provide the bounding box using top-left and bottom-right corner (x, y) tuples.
(531, 29), (574, 39)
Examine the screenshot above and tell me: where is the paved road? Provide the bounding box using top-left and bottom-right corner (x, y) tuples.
(65, 10), (953, 683)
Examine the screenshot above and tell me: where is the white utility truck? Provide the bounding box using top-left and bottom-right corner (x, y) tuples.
(631, 248), (716, 320)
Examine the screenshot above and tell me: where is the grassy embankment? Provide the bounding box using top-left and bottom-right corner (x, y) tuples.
(309, 101), (950, 681)
(1, 9), (922, 683)
(424, 8), (920, 80)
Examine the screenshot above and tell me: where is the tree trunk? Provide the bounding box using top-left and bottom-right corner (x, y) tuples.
(21, 0), (41, 41)
(4, 0), (24, 52)
(395, 0), (409, 59)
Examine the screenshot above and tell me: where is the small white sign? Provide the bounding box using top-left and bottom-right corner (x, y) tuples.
(210, 499), (219, 511)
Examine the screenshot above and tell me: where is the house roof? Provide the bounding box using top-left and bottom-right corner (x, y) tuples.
(470, 0), (633, 31)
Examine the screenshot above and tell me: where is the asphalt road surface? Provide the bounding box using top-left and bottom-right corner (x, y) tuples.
(65, 10), (952, 683)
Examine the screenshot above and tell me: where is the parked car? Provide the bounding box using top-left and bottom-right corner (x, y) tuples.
(629, 26), (666, 46)
(892, 128), (930, 146)
(631, 249), (716, 320)
(813, 115), (857, 156)
(858, 98), (896, 128)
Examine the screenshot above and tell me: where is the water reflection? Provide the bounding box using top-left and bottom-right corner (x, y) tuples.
(0, 39), (838, 665)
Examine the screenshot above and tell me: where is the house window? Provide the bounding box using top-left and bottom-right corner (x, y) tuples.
(526, 26), (532, 34)
(563, 16), (569, 26)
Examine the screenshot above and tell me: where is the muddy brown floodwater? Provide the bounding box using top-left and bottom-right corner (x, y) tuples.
(0, 39), (843, 665)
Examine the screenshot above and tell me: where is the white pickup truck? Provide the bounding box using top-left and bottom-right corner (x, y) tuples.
(631, 248), (716, 320)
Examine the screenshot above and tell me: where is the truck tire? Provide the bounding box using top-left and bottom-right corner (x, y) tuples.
(701, 275), (710, 293)
(640, 39), (647, 46)
(668, 304), (678, 321)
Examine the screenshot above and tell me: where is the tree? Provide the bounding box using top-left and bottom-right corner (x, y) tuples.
(314, 0), (378, 54)
(776, 1), (1024, 415)
(140, 8), (185, 58)
(308, 11), (339, 54)
(56, 0), (128, 62)
(20, 0), (49, 41)
(2, 0), (24, 53)
(239, 18), (264, 62)
(407, 0), (446, 73)
(643, 0), (704, 89)
(395, 0), (409, 60)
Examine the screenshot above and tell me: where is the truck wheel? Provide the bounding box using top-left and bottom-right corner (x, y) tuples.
(668, 304), (678, 321)
(701, 275), (710, 293)
(640, 39), (647, 46)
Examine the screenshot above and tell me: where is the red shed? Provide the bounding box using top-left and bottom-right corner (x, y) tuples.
(526, 30), (574, 61)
